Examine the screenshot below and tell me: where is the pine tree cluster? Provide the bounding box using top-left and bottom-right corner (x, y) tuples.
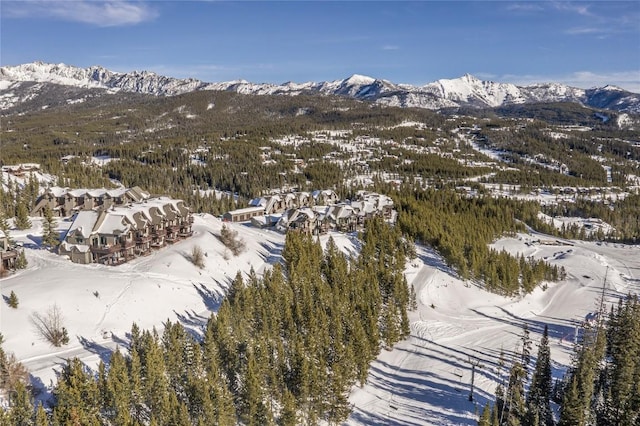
(557, 294), (640, 426)
(480, 325), (554, 426)
(479, 294), (640, 426)
(394, 186), (562, 295)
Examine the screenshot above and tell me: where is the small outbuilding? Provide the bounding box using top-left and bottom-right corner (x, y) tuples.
(223, 206), (265, 223)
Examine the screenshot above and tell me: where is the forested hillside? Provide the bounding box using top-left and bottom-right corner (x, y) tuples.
(0, 218), (413, 425)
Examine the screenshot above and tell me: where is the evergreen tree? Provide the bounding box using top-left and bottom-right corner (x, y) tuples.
(41, 206), (59, 249)
(8, 290), (19, 309)
(526, 325), (553, 426)
(127, 346), (144, 424)
(242, 351), (270, 426)
(0, 211), (13, 246)
(521, 324), (533, 374)
(7, 381), (33, 426)
(140, 330), (170, 424)
(504, 361), (527, 426)
(15, 250), (28, 269)
(478, 402), (492, 426)
(279, 389), (298, 426)
(409, 283), (418, 311)
(558, 317), (606, 426)
(600, 295), (640, 425)
(33, 403), (48, 426)
(558, 378), (583, 426)
(52, 358), (101, 426)
(104, 350), (132, 425)
(14, 197), (31, 231)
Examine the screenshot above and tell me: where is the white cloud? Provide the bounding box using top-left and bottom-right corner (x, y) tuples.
(565, 27), (606, 35)
(4, 1), (158, 27)
(381, 45), (399, 51)
(505, 3), (544, 13)
(500, 71), (640, 93)
(552, 2), (592, 17)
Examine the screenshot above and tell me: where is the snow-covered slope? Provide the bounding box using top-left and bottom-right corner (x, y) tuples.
(2, 215), (639, 425)
(1, 61), (639, 113)
(347, 236), (640, 425)
(422, 73), (526, 107)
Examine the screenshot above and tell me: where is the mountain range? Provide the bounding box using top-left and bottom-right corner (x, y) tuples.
(1, 61), (639, 114)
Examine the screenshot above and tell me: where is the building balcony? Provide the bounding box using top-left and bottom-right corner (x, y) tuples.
(90, 245), (119, 254)
(136, 235), (152, 243)
(152, 228), (167, 237)
(120, 239), (135, 249)
(0, 250), (18, 260)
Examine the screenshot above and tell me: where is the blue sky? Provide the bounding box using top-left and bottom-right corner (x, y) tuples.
(2, 1), (639, 91)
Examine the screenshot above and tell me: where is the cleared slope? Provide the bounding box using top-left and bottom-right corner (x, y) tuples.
(347, 237), (640, 425)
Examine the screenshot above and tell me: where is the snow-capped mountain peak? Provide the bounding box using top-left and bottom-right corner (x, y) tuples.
(1, 61), (639, 114)
(344, 74), (376, 86)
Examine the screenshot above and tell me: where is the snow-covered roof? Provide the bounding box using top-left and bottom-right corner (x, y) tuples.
(106, 187), (128, 198)
(48, 186), (70, 197)
(249, 197), (268, 207)
(59, 241), (91, 253)
(351, 200), (376, 215)
(227, 206), (266, 215)
(126, 186), (150, 201)
(302, 207), (317, 218)
(87, 188), (109, 198)
(95, 213), (130, 235)
(327, 204), (354, 220)
(250, 215), (269, 226)
(68, 188), (90, 197)
(67, 211), (100, 238)
(312, 189), (336, 198)
(142, 198), (173, 217)
(120, 206), (150, 226)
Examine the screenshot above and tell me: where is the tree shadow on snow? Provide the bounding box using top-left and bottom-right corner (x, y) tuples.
(78, 335), (114, 366)
(416, 247), (462, 279)
(174, 309), (210, 341)
(192, 281), (225, 312)
(111, 332), (131, 351)
(24, 234), (43, 249)
(352, 356), (486, 426)
(258, 241), (285, 266)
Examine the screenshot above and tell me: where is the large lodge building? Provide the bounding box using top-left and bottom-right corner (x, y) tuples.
(32, 186), (193, 265)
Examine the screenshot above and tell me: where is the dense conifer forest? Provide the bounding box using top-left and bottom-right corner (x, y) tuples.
(391, 185), (563, 295)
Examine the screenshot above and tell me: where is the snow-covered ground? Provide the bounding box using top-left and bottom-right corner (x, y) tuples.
(347, 235), (640, 425)
(1, 216), (639, 425)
